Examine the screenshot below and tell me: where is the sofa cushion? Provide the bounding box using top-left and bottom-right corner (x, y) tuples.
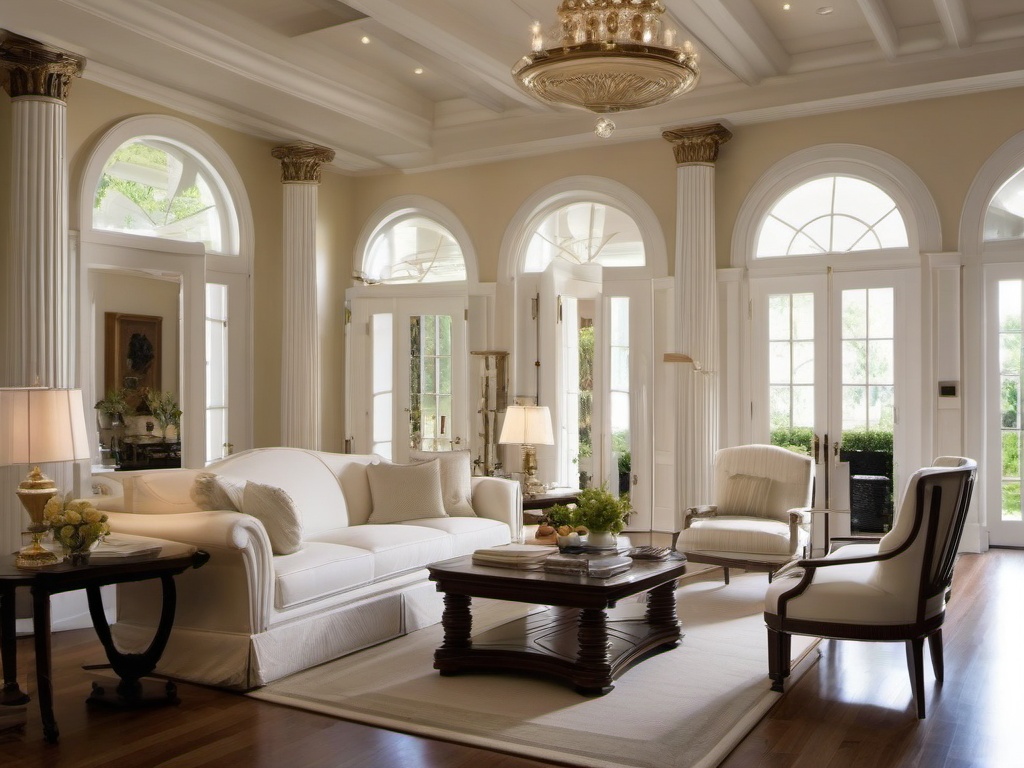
(242, 481), (304, 555)
(398, 516), (510, 556)
(366, 460), (447, 524)
(273, 542), (374, 610)
(191, 472), (246, 511)
(409, 450), (475, 517)
(310, 524), (452, 580)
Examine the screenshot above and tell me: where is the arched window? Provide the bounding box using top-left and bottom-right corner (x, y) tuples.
(985, 166), (1024, 241)
(524, 201), (645, 272)
(362, 214), (467, 284)
(92, 137), (238, 255)
(756, 175), (908, 258)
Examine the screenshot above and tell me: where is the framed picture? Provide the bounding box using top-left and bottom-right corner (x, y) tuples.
(104, 312), (162, 408)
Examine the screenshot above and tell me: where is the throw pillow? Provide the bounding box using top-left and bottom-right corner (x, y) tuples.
(366, 460), (448, 524)
(240, 481), (303, 555)
(720, 473), (772, 517)
(190, 472), (246, 511)
(409, 449), (475, 517)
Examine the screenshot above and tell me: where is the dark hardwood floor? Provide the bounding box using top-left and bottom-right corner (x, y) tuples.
(1, 548), (1017, 768)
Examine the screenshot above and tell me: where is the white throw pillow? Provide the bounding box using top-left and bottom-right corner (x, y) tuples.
(409, 449), (475, 517)
(366, 460), (448, 523)
(720, 473), (771, 517)
(241, 481), (303, 555)
(190, 472), (246, 511)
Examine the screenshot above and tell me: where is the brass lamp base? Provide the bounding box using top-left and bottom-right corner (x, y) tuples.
(16, 537), (59, 569)
(520, 444), (546, 497)
(15, 467), (60, 569)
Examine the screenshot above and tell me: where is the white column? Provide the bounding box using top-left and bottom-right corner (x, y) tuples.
(662, 124), (732, 511)
(272, 143), (335, 449)
(0, 34), (85, 571)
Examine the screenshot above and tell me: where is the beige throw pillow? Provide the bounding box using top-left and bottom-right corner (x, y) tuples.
(409, 449), (475, 517)
(366, 460), (448, 524)
(720, 473), (771, 517)
(241, 481), (303, 555)
(190, 472), (246, 511)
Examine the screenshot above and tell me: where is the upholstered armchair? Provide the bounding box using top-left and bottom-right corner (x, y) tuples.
(671, 444), (814, 584)
(763, 458), (976, 718)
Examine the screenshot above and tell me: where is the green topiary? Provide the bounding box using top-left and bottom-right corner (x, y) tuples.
(548, 485), (633, 534)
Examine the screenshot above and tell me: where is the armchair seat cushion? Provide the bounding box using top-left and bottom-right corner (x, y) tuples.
(680, 516), (808, 557)
(765, 560), (941, 625)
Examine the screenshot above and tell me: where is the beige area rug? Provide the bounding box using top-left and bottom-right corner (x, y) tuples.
(250, 570), (819, 768)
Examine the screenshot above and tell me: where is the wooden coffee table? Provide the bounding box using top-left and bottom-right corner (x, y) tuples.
(427, 553), (688, 695)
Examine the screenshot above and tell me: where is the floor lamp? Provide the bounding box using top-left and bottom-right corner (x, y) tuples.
(0, 388), (91, 568)
(499, 404), (554, 497)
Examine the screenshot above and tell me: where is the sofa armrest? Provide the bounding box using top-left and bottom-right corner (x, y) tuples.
(471, 476), (523, 542)
(105, 509), (275, 632)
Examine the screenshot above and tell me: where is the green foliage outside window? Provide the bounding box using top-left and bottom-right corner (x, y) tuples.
(839, 429), (893, 453)
(770, 426), (814, 455)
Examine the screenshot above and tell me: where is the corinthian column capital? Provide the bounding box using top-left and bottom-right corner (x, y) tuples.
(662, 123), (733, 165)
(0, 30), (85, 100)
(271, 142), (336, 183)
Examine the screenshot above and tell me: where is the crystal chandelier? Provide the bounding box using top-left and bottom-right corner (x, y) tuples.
(512, 0), (700, 138)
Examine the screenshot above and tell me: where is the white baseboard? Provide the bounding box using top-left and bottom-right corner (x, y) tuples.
(959, 522), (988, 553)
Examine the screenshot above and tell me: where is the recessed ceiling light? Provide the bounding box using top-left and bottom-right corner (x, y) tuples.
(782, 3), (791, 10)
(816, 6), (834, 14)
(413, 67), (424, 75)
(360, 36), (370, 44)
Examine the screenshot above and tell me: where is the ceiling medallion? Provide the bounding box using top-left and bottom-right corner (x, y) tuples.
(512, 0), (700, 139)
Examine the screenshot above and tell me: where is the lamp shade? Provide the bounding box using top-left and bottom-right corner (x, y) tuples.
(498, 405), (554, 446)
(0, 388), (91, 466)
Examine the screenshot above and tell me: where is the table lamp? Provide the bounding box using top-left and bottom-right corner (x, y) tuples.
(0, 388), (91, 568)
(498, 404), (553, 497)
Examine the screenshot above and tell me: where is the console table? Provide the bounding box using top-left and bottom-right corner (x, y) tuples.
(0, 537), (209, 743)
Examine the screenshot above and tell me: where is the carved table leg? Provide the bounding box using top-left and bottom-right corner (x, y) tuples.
(575, 608), (613, 694)
(31, 587), (58, 744)
(0, 588), (29, 706)
(647, 581), (679, 643)
(85, 576), (180, 708)
(436, 592), (473, 675)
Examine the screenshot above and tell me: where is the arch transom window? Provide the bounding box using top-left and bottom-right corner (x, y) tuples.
(985, 167), (1024, 242)
(756, 175), (908, 258)
(525, 202), (645, 273)
(93, 137), (236, 254)
(363, 215), (467, 284)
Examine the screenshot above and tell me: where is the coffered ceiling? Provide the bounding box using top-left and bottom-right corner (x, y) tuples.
(5, 0), (1024, 173)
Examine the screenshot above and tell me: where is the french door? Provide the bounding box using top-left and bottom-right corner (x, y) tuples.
(347, 295), (468, 462)
(751, 268), (921, 518)
(986, 265), (1024, 546)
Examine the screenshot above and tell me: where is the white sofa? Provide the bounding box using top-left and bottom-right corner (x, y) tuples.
(93, 447), (521, 690)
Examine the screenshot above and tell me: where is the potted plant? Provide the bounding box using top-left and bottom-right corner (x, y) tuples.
(143, 389), (182, 442)
(548, 485), (633, 548)
(94, 388), (132, 428)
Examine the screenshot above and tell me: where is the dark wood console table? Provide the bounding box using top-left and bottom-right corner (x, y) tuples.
(0, 537), (209, 743)
(427, 554), (687, 695)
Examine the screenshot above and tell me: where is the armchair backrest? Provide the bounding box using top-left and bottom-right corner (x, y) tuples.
(875, 458), (976, 619)
(713, 445), (814, 523)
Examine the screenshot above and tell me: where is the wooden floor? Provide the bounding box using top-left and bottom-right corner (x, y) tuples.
(1, 548), (1018, 768)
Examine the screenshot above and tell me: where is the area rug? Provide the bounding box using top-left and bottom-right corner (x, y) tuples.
(250, 570), (819, 768)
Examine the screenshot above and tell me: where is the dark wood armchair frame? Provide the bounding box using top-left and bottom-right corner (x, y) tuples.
(764, 464), (975, 718)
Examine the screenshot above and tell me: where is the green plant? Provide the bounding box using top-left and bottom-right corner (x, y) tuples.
(770, 426), (814, 456)
(144, 389), (182, 430)
(548, 485), (633, 534)
(840, 429), (893, 452)
(617, 450), (631, 475)
(94, 388), (132, 419)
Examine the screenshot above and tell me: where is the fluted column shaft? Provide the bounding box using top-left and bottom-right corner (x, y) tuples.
(272, 143), (334, 449)
(663, 124), (731, 511)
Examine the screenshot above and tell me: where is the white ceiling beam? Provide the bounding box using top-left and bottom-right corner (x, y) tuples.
(63, 0), (433, 148)
(367, 25), (507, 113)
(341, 0), (545, 110)
(933, 0), (973, 49)
(854, 0), (900, 60)
(668, 0), (789, 84)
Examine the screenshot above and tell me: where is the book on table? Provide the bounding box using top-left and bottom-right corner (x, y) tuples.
(90, 535), (163, 561)
(471, 544), (553, 570)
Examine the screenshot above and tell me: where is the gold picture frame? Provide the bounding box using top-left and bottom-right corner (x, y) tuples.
(104, 312), (162, 409)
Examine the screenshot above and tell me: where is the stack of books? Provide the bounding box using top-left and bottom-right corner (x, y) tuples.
(90, 535), (163, 562)
(544, 553), (634, 578)
(471, 544), (553, 570)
